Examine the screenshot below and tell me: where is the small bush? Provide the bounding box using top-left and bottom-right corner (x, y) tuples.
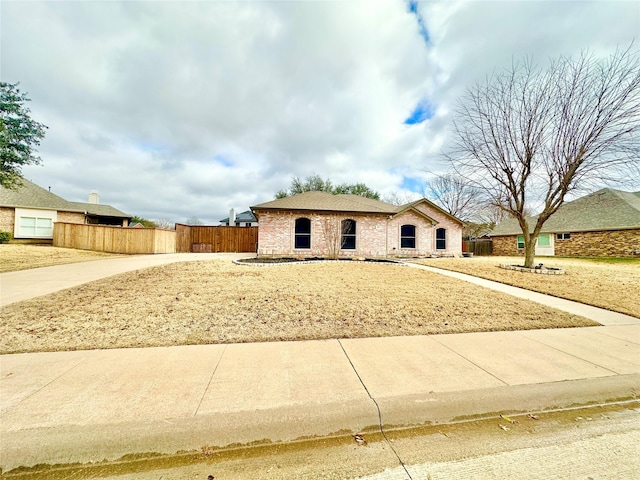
(0, 230), (13, 243)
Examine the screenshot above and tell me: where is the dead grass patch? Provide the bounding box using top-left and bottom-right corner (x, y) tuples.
(414, 256), (640, 318)
(0, 260), (597, 354)
(0, 244), (119, 273)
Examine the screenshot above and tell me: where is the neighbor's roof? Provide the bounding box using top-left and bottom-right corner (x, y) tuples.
(0, 178), (130, 218)
(251, 191), (463, 224)
(67, 202), (131, 218)
(490, 188), (640, 236)
(0, 178), (81, 212)
(219, 210), (257, 223)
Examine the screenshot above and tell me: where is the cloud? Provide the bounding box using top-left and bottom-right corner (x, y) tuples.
(2, 0), (637, 223)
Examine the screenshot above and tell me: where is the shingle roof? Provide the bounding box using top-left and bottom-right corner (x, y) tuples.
(490, 188), (640, 236)
(0, 178), (130, 218)
(67, 202), (131, 218)
(0, 178), (82, 211)
(219, 210), (257, 223)
(251, 191), (399, 214)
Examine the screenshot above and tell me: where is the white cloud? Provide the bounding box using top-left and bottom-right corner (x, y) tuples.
(3, 0), (637, 223)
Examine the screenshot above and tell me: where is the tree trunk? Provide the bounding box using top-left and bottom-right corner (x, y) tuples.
(523, 238), (536, 268)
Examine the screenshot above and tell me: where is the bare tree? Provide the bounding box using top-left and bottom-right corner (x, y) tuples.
(185, 216), (204, 226)
(154, 218), (175, 230)
(424, 173), (481, 222)
(447, 46), (640, 268)
(321, 215), (342, 259)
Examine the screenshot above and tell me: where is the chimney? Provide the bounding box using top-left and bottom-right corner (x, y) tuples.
(88, 190), (100, 204)
(229, 208), (236, 226)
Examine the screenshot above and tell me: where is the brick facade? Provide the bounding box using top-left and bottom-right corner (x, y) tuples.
(0, 207), (14, 233)
(256, 205), (463, 258)
(492, 229), (640, 257)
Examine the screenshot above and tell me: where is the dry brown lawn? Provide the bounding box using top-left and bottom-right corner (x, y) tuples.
(0, 260), (597, 354)
(414, 256), (640, 318)
(0, 244), (119, 273)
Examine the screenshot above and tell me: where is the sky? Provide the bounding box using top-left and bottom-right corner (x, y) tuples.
(2, 0), (638, 224)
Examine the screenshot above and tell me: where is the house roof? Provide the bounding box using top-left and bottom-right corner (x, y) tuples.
(251, 191), (464, 225)
(490, 188), (640, 236)
(0, 178), (81, 212)
(0, 178), (131, 218)
(219, 210), (257, 223)
(252, 191), (398, 214)
(67, 202), (131, 219)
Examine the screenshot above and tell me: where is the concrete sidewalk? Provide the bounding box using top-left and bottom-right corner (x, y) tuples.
(2, 326), (639, 470)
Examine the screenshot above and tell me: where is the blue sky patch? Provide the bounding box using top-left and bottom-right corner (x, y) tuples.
(404, 101), (433, 125)
(401, 176), (424, 193)
(213, 154), (234, 167)
(407, 0), (430, 45)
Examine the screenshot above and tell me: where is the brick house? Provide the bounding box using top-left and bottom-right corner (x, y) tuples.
(490, 188), (640, 257)
(250, 191), (463, 258)
(0, 179), (131, 242)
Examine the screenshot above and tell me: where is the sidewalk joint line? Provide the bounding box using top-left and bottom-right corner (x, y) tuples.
(337, 339), (414, 480)
(588, 328), (640, 346)
(430, 336), (510, 386)
(194, 345), (227, 417)
(514, 331), (622, 375)
(0, 354), (89, 414)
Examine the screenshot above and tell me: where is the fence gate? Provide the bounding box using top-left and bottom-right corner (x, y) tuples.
(175, 224), (258, 253)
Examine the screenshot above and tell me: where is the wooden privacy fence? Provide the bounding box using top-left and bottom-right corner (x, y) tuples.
(463, 239), (493, 256)
(54, 222), (176, 254)
(175, 224), (258, 253)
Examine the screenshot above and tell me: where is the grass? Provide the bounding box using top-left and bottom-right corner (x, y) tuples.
(0, 260), (597, 354)
(0, 244), (120, 273)
(414, 256), (640, 318)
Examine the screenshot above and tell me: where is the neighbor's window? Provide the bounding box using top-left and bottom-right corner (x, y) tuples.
(556, 233), (570, 240)
(537, 234), (551, 247)
(341, 219), (356, 250)
(517, 235), (525, 249)
(19, 216), (53, 237)
(294, 217), (311, 249)
(400, 224), (416, 249)
(436, 228), (446, 250)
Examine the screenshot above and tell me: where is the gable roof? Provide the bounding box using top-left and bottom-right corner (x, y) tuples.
(490, 188), (640, 236)
(251, 191), (398, 214)
(219, 210), (257, 223)
(0, 178), (130, 218)
(251, 191), (464, 224)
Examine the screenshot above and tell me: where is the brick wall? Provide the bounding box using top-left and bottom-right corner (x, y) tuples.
(256, 206), (463, 258)
(0, 207), (14, 233)
(57, 211), (86, 224)
(492, 229), (640, 257)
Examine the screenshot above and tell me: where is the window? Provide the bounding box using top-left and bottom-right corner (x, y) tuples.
(400, 224), (416, 249)
(556, 233), (570, 240)
(436, 228), (446, 250)
(537, 234), (551, 247)
(294, 218), (311, 249)
(19, 216), (53, 237)
(341, 219), (356, 250)
(517, 235), (525, 249)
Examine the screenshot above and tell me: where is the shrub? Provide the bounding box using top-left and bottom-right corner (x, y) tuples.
(0, 230), (13, 243)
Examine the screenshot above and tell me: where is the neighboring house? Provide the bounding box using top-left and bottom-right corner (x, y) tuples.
(0, 179), (131, 241)
(250, 191), (463, 258)
(219, 209), (258, 227)
(490, 188), (640, 257)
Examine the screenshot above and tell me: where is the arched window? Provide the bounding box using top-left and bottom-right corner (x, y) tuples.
(341, 219), (356, 250)
(400, 224), (416, 248)
(436, 228), (446, 250)
(295, 218), (311, 249)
